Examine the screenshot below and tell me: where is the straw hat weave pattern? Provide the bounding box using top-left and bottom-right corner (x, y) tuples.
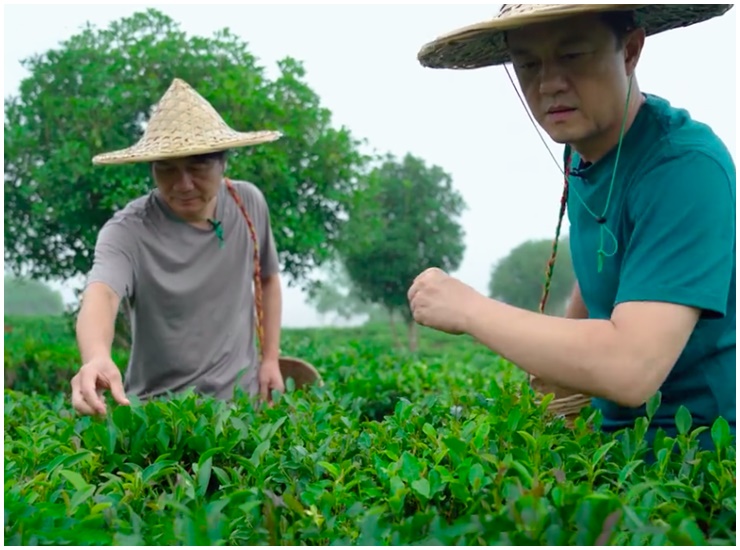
(92, 78), (281, 165)
(417, 4), (734, 70)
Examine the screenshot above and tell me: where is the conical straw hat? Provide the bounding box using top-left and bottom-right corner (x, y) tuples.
(92, 78), (282, 165)
(417, 4), (733, 70)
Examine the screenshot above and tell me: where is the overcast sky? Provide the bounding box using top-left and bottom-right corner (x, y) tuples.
(4, 3), (737, 327)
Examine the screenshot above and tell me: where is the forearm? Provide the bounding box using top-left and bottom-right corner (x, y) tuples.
(465, 297), (641, 406)
(260, 274), (282, 361)
(76, 283), (119, 363)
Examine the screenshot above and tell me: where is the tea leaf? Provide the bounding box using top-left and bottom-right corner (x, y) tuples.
(575, 494), (621, 545)
(4, 317), (735, 546)
(358, 508), (385, 546)
(197, 457), (213, 497)
(318, 461), (340, 479)
(400, 452), (423, 481)
(617, 460), (643, 485)
(467, 463), (485, 491)
(69, 486), (96, 510)
(473, 422), (490, 449)
(249, 440), (271, 467)
(593, 441), (617, 465)
(142, 460), (177, 483)
(411, 478), (431, 499)
(646, 391), (661, 421)
(507, 408), (522, 432)
(516, 430), (537, 451)
(711, 416), (731, 450)
(422, 423), (437, 443)
(59, 470), (90, 492)
(199, 446), (224, 465)
(283, 493), (306, 515)
(675, 406), (692, 436)
(443, 437), (467, 456)
(44, 450), (92, 473)
(667, 517), (707, 545)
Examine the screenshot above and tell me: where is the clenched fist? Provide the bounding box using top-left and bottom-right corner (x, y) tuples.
(407, 267), (483, 335)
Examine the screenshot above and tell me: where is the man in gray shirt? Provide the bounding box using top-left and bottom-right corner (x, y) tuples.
(71, 78), (286, 416)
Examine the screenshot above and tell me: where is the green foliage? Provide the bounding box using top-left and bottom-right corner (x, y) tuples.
(340, 152), (466, 322)
(489, 237), (575, 315)
(305, 258), (390, 325)
(4, 276), (65, 316)
(4, 316), (736, 545)
(4, 8), (367, 288)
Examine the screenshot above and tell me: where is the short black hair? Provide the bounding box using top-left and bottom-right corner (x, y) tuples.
(190, 150), (229, 163)
(502, 10), (638, 51)
(149, 150), (229, 170)
(600, 11), (638, 46)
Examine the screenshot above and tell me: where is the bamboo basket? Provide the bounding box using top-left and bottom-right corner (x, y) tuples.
(226, 178), (323, 392)
(529, 374), (591, 427)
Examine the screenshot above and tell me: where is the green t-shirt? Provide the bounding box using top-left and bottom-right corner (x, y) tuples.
(566, 94), (735, 445)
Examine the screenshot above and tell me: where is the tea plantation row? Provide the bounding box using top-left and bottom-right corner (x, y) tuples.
(4, 316), (736, 545)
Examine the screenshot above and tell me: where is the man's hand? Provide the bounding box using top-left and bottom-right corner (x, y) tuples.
(71, 356), (130, 416)
(408, 267), (483, 335)
(259, 358), (285, 405)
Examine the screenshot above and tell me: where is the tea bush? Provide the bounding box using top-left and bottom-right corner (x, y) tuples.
(4, 316), (736, 545)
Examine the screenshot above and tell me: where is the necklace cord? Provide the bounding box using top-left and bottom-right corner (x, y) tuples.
(502, 66), (632, 312)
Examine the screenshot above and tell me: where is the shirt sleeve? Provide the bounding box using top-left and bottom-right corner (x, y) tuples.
(256, 189), (280, 279)
(236, 181), (281, 279)
(85, 218), (137, 301)
(615, 150), (735, 319)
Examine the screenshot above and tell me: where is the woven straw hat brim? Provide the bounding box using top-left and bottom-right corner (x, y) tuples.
(418, 4), (734, 70)
(92, 77), (283, 166)
(92, 130), (282, 165)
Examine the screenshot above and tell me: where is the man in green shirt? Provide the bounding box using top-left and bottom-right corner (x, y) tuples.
(407, 5), (735, 447)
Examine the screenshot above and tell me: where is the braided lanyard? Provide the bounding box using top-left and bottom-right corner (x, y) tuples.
(223, 178), (266, 359)
(536, 78), (633, 314)
(539, 155), (571, 314)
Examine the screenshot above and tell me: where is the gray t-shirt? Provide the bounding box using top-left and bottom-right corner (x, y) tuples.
(85, 179), (280, 400)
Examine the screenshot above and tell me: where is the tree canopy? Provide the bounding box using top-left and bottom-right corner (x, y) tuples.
(4, 9), (367, 288)
(339, 152), (467, 328)
(4, 276), (65, 317)
(488, 237), (575, 315)
(305, 257), (389, 325)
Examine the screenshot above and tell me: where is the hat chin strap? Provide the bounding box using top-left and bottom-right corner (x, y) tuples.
(501, 65), (632, 312)
(503, 66), (635, 424)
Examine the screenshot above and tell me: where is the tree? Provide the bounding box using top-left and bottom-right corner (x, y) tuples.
(4, 276), (65, 317)
(488, 237), (575, 316)
(4, 8), (367, 289)
(339, 153), (467, 351)
(305, 258), (390, 326)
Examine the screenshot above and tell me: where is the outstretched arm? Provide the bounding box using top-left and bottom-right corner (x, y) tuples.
(410, 151), (734, 409)
(250, 182), (284, 402)
(72, 221), (135, 414)
(76, 282), (120, 364)
(464, 297), (699, 408)
(260, 273), (282, 362)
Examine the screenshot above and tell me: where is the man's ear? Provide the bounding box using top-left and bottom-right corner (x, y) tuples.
(624, 28), (645, 76)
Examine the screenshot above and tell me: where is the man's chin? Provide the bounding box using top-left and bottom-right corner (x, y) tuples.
(173, 204), (205, 221)
(542, 126), (587, 147)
